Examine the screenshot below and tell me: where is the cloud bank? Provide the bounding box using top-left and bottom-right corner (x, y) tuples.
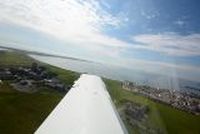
(0, 0), (199, 81)
(131, 33), (200, 57)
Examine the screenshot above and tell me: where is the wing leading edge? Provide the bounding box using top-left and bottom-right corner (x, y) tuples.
(35, 74), (128, 134)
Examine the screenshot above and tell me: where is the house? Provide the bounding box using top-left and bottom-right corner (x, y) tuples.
(0, 70), (14, 80)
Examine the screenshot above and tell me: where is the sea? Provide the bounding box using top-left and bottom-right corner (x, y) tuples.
(30, 54), (200, 94)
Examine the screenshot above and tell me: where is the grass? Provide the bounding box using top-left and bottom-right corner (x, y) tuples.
(104, 79), (200, 134)
(1, 50), (200, 134)
(0, 80), (64, 134)
(0, 51), (80, 134)
(0, 81), (17, 93)
(0, 51), (79, 86)
(0, 91), (62, 134)
(0, 51), (35, 67)
(44, 65), (79, 86)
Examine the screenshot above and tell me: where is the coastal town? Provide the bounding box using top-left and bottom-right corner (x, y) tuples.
(122, 81), (200, 115)
(0, 63), (70, 93)
(1, 62), (200, 115)
(0, 51), (200, 134)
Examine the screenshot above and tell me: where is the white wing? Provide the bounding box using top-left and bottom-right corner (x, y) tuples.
(35, 74), (127, 134)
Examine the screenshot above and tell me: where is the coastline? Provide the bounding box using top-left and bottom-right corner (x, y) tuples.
(0, 50), (200, 134)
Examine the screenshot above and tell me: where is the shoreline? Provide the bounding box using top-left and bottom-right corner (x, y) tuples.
(1, 50), (200, 134)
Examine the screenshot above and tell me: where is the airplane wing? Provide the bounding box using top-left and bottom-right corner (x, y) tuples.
(35, 74), (128, 134)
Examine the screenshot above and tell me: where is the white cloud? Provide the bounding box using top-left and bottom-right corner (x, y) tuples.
(174, 20), (185, 26)
(0, 0), (134, 61)
(140, 9), (159, 20)
(0, 0), (199, 81)
(118, 57), (200, 73)
(0, 0), (128, 52)
(131, 33), (200, 56)
(1, 0), (198, 58)
(110, 56), (200, 81)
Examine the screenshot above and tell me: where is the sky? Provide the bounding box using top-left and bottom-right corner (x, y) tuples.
(0, 0), (200, 81)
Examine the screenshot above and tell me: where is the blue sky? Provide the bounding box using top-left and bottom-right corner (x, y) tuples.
(0, 0), (200, 81)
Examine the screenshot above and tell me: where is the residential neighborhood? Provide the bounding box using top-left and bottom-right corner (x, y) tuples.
(0, 63), (70, 93)
(122, 81), (200, 115)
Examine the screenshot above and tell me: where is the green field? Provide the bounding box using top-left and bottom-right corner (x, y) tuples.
(104, 79), (200, 134)
(0, 89), (62, 134)
(0, 50), (200, 134)
(0, 51), (34, 67)
(0, 51), (79, 134)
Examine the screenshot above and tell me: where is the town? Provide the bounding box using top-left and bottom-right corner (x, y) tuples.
(122, 81), (200, 115)
(0, 63), (70, 93)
